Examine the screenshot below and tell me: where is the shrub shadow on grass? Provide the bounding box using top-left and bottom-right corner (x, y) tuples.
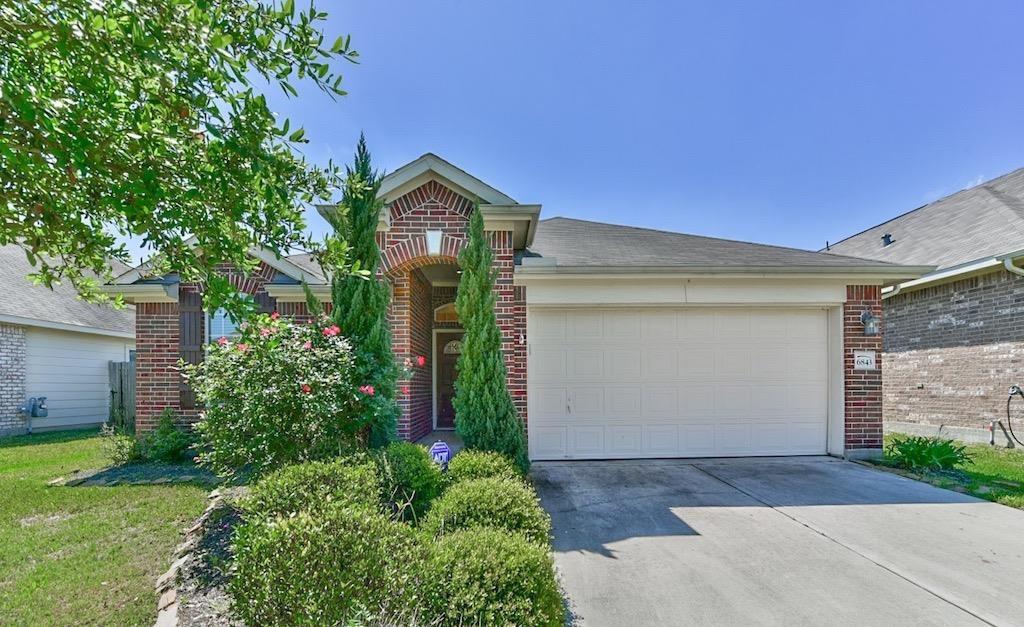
(1, 428), (100, 449)
(62, 462), (222, 488)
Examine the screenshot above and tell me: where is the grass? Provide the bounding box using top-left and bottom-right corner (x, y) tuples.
(881, 433), (1024, 509)
(0, 430), (209, 626)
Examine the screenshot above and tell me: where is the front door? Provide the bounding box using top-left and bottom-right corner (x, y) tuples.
(435, 332), (463, 429)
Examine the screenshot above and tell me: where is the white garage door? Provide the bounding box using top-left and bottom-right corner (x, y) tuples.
(527, 307), (829, 460)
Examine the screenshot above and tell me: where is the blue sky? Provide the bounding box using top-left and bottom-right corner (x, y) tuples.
(267, 0), (1024, 253)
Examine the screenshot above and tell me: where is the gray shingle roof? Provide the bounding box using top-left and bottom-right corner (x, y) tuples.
(0, 245), (135, 335)
(825, 168), (1024, 271)
(526, 217), (909, 270)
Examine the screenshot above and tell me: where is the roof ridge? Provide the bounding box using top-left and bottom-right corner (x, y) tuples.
(825, 166), (1024, 250)
(540, 216), (898, 265)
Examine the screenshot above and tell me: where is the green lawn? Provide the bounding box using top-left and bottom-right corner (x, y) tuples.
(882, 433), (1024, 509)
(0, 430), (208, 626)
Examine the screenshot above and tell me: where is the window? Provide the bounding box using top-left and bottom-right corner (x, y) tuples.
(207, 308), (241, 342)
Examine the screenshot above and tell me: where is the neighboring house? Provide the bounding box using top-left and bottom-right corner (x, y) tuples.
(0, 245), (136, 435)
(827, 168), (1024, 443)
(106, 153), (926, 460)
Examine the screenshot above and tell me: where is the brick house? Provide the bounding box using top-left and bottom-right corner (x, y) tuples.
(107, 153), (925, 459)
(827, 167), (1024, 444)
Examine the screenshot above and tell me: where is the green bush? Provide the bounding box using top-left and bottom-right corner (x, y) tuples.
(886, 435), (972, 471)
(243, 458), (381, 519)
(100, 424), (142, 466)
(445, 449), (523, 487)
(422, 528), (564, 626)
(184, 313), (366, 477)
(231, 505), (424, 625)
(374, 442), (443, 522)
(421, 477), (551, 545)
(139, 410), (195, 463)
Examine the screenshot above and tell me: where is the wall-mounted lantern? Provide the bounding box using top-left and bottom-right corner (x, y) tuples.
(426, 230), (443, 256)
(860, 310), (880, 336)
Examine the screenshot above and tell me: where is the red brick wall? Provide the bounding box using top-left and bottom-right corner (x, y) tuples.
(135, 302), (183, 432)
(383, 180), (523, 440)
(135, 262), (282, 433)
(844, 285), (883, 450)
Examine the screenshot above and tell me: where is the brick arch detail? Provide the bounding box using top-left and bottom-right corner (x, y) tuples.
(389, 179), (475, 222)
(381, 233), (466, 277)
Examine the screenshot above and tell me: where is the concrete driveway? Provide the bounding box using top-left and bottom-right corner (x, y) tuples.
(533, 457), (1024, 626)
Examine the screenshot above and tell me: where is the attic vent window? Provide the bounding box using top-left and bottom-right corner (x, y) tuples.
(881, 233), (895, 247)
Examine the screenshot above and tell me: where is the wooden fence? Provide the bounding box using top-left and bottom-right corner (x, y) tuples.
(108, 360), (136, 432)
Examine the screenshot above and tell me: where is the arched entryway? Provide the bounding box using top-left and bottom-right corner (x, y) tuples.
(387, 258), (461, 440)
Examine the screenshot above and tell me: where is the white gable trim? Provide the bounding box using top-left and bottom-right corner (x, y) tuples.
(379, 153), (515, 205)
(0, 313), (135, 339)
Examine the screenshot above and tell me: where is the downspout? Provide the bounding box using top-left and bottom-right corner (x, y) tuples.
(1004, 257), (1024, 278)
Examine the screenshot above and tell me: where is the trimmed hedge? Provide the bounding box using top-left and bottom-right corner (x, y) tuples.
(374, 442), (443, 522)
(423, 528), (564, 626)
(445, 449), (523, 487)
(421, 477), (551, 545)
(241, 458), (381, 519)
(231, 505), (424, 625)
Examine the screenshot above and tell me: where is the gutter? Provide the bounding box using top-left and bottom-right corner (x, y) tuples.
(515, 262), (933, 280)
(881, 248), (1024, 297)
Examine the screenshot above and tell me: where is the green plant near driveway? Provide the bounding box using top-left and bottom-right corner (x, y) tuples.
(0, 430), (207, 626)
(885, 434), (972, 471)
(881, 433), (1024, 509)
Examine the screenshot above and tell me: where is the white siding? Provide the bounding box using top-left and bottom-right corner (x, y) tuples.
(24, 327), (134, 430)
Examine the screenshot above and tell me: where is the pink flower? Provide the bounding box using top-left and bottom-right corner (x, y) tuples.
(260, 327), (273, 338)
(401, 385), (410, 395)
(270, 311), (280, 320)
(359, 385), (375, 396)
(416, 355), (426, 367)
(322, 325), (341, 337)
(236, 343), (249, 353)
(301, 383), (312, 394)
(217, 336), (229, 346)
(303, 340), (313, 350)
(403, 357), (412, 368)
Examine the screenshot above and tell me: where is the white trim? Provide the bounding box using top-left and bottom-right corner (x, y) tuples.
(827, 306), (845, 456)
(881, 249), (1024, 297)
(98, 283), (178, 303)
(432, 328), (463, 431)
(0, 313), (135, 339)
(247, 247), (325, 283)
(515, 267), (932, 281)
(379, 153), (515, 205)
(263, 284), (330, 302)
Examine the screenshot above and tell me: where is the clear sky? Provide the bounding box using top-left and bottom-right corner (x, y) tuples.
(265, 0), (1024, 253)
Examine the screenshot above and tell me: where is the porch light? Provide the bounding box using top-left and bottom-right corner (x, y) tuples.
(860, 310), (880, 336)
(426, 230), (443, 256)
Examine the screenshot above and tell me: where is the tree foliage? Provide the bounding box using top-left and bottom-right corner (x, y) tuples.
(0, 0), (358, 314)
(311, 135), (399, 446)
(453, 208), (529, 472)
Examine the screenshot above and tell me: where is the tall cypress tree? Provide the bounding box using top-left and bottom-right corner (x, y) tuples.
(454, 207), (529, 471)
(314, 135), (398, 446)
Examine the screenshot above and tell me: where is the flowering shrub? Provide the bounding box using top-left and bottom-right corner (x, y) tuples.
(184, 312), (368, 477)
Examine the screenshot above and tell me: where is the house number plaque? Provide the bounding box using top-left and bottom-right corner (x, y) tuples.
(853, 350), (877, 370)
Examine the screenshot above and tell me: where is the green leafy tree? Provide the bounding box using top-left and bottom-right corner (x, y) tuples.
(0, 0), (358, 315)
(454, 208), (529, 472)
(311, 136), (398, 446)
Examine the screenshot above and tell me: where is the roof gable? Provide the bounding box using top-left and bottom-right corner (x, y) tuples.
(826, 168), (1024, 271)
(378, 153), (515, 205)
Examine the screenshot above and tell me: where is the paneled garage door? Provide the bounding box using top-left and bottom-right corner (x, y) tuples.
(527, 307), (829, 460)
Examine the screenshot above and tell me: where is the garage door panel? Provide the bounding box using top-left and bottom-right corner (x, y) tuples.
(606, 386), (642, 414)
(529, 307), (829, 460)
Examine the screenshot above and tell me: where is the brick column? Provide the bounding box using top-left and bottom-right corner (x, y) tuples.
(135, 302), (181, 433)
(0, 323), (26, 434)
(844, 285), (883, 455)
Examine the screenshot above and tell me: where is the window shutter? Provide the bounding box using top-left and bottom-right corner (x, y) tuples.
(254, 290), (276, 314)
(179, 289), (204, 410)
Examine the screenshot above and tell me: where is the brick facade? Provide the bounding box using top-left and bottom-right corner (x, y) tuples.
(0, 323), (26, 434)
(844, 285), (884, 451)
(883, 268), (1024, 433)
